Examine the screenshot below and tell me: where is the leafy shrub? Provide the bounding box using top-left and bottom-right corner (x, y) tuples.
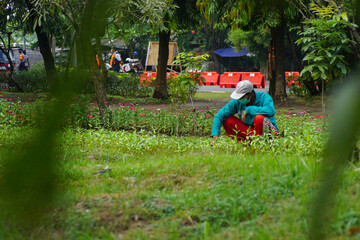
(3, 66), (152, 97)
(105, 71), (152, 97)
(14, 63), (47, 91)
(170, 52), (209, 105)
(288, 84), (310, 97)
(12, 63), (48, 92)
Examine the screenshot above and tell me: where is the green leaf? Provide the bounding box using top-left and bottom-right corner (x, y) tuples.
(320, 72), (327, 80)
(340, 65), (347, 74)
(340, 12), (348, 22)
(330, 57), (337, 65)
(314, 56), (323, 62)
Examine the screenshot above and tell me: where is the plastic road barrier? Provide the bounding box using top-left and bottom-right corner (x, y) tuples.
(241, 75), (265, 88)
(239, 72), (262, 77)
(200, 72), (220, 86)
(285, 72), (300, 86)
(166, 72), (178, 79)
(140, 72), (157, 86)
(219, 72), (241, 88)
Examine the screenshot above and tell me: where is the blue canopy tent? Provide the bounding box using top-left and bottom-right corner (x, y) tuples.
(214, 48), (249, 58)
(214, 47), (257, 73)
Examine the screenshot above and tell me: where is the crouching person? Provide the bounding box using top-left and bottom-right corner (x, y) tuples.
(211, 80), (278, 142)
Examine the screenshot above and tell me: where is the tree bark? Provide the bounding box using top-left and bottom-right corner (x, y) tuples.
(25, 0), (58, 91)
(285, 22), (302, 72)
(78, 0), (107, 122)
(271, 11), (287, 103)
(269, 29), (276, 97)
(153, 29), (170, 99)
(0, 42), (23, 92)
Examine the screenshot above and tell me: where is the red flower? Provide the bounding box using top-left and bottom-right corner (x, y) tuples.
(206, 114), (210, 118)
(286, 116), (290, 118)
(18, 118), (23, 121)
(311, 116), (315, 119)
(140, 113), (145, 116)
(150, 107), (154, 109)
(296, 122), (300, 124)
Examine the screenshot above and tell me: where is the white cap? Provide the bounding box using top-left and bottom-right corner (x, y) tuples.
(230, 80), (254, 99)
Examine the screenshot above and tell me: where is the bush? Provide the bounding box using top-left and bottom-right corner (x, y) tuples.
(288, 84), (310, 97)
(13, 63), (48, 92)
(105, 71), (153, 97)
(2, 66), (153, 97)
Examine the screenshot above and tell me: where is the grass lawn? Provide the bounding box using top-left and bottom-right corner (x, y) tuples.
(0, 93), (359, 239)
(1, 124), (360, 239)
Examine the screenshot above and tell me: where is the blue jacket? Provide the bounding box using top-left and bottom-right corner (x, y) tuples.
(211, 91), (278, 136)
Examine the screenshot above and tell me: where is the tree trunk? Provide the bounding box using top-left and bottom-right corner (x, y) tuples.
(269, 29), (276, 97)
(271, 12), (287, 103)
(0, 44), (23, 92)
(153, 29), (170, 99)
(78, 0), (107, 122)
(285, 22), (302, 72)
(25, 0), (58, 91)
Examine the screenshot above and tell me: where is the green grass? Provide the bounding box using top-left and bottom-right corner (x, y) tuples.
(0, 92), (357, 239)
(194, 92), (230, 101)
(1, 123), (360, 239)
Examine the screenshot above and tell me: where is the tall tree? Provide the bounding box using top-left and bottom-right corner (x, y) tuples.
(151, 0), (202, 99)
(24, 0), (59, 88)
(197, 0), (230, 73)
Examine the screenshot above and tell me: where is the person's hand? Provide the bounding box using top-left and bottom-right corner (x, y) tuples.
(241, 111), (247, 122)
(211, 135), (218, 147)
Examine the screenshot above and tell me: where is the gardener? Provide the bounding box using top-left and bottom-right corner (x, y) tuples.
(211, 80), (278, 142)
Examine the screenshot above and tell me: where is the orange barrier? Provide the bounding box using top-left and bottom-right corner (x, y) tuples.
(140, 72), (157, 86)
(166, 72), (178, 79)
(285, 72), (300, 86)
(239, 72), (265, 88)
(239, 72), (262, 77)
(219, 72), (241, 88)
(245, 75), (265, 88)
(200, 72), (220, 86)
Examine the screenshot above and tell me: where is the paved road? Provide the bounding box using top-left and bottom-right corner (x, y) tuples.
(198, 83), (269, 93)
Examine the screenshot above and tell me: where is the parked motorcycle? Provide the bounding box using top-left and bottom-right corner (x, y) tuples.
(105, 57), (143, 74)
(120, 58), (143, 74)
